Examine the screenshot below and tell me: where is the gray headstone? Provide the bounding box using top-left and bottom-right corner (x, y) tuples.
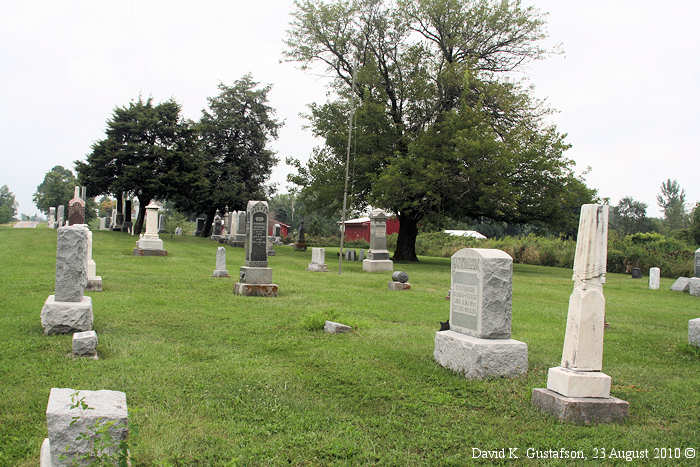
(195, 218), (206, 236)
(48, 207), (56, 228)
(649, 267), (660, 290)
(695, 248), (700, 278)
(670, 277), (690, 292)
(689, 318), (700, 347)
(392, 271), (409, 283)
(689, 278), (700, 297)
(72, 330), (98, 357)
(367, 209), (390, 260)
(631, 267), (642, 279)
(359, 249), (365, 261)
(244, 201), (268, 268)
(237, 211), (247, 235)
(449, 248), (512, 339)
(57, 205), (65, 227)
(55, 225), (88, 302)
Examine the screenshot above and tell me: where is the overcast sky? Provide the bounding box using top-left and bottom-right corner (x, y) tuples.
(1, 1), (698, 219)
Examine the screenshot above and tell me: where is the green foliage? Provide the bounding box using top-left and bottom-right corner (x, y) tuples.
(610, 196), (654, 235)
(301, 310), (339, 331)
(32, 166), (76, 215)
(269, 192), (340, 237)
(656, 178), (688, 231)
(0, 185), (18, 223)
(691, 202), (700, 245)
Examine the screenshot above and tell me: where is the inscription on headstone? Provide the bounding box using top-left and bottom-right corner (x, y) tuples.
(245, 201), (269, 267)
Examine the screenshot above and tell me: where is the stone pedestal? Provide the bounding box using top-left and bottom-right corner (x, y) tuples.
(388, 281), (411, 290)
(134, 201), (167, 255)
(689, 318), (700, 347)
(362, 259), (394, 272)
(86, 277), (103, 291)
(41, 296), (93, 335)
(434, 331), (527, 378)
(308, 263), (328, 272)
(363, 209), (393, 272)
(72, 331), (98, 358)
(234, 282), (279, 297)
(546, 366), (610, 398)
(293, 242), (307, 251)
(228, 235), (245, 248)
(234, 201), (278, 297)
(41, 388), (128, 466)
(531, 388), (629, 425)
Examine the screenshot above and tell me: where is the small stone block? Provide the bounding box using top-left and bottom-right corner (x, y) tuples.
(362, 259), (394, 273)
(307, 263), (329, 272)
(45, 388), (128, 466)
(72, 330), (98, 358)
(531, 388), (629, 425)
(689, 278), (700, 297)
(86, 277), (102, 292)
(388, 281), (411, 291)
(212, 270), (230, 278)
(433, 330), (527, 379)
(689, 318), (700, 347)
(546, 366), (611, 398)
(324, 321), (352, 334)
(132, 248), (167, 256)
(239, 266), (272, 284)
(41, 295), (93, 335)
(670, 277), (690, 292)
(234, 283), (278, 297)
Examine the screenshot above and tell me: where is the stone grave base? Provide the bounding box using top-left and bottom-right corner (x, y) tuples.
(132, 248), (167, 256)
(210, 235), (225, 242)
(293, 242), (307, 251)
(234, 282), (278, 297)
(434, 330), (527, 378)
(227, 235), (245, 248)
(268, 250), (276, 256)
(240, 266), (272, 284)
(136, 237), (163, 250)
(531, 388), (629, 425)
(212, 269), (230, 278)
(388, 281), (411, 291)
(41, 295), (93, 335)
(689, 318), (700, 347)
(307, 263), (328, 272)
(362, 259), (393, 273)
(86, 277), (102, 292)
(546, 367), (611, 398)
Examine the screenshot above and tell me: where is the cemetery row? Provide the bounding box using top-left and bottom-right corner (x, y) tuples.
(35, 190), (700, 465)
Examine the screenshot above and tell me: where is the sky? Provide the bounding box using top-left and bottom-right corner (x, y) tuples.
(1, 1), (698, 219)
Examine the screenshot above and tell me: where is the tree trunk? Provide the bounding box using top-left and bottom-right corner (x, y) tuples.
(134, 195), (149, 235)
(393, 212), (420, 262)
(202, 206), (216, 237)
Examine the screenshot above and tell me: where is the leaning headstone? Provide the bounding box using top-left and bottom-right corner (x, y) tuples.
(324, 321), (352, 334)
(72, 331), (98, 358)
(48, 207), (56, 229)
(689, 278), (700, 297)
(40, 225), (93, 335)
(85, 230), (102, 292)
(308, 247), (329, 272)
(689, 319), (700, 347)
(434, 248), (527, 378)
(194, 217), (206, 236)
(40, 388), (128, 466)
(695, 248), (700, 277)
(57, 205), (65, 228)
(212, 246), (230, 277)
(631, 267), (642, 279)
(648, 267), (660, 290)
(532, 204), (628, 424)
(133, 201), (167, 256)
(388, 270), (411, 291)
(670, 277), (690, 292)
(67, 187), (85, 226)
(362, 209), (393, 272)
(234, 201), (278, 297)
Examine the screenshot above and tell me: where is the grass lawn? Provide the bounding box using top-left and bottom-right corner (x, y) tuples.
(1, 225), (698, 465)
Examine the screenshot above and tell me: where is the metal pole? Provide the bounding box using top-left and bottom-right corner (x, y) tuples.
(339, 65), (358, 275)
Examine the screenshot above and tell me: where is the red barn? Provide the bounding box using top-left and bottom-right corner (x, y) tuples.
(342, 216), (400, 243)
(268, 218), (290, 237)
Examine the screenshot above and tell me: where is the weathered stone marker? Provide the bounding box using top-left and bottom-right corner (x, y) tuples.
(41, 225), (93, 335)
(308, 247), (329, 272)
(631, 267), (642, 279)
(324, 321), (352, 334)
(212, 246), (230, 277)
(72, 331), (98, 358)
(228, 211), (246, 247)
(48, 207), (56, 229)
(670, 277), (690, 292)
(67, 187), (85, 226)
(41, 388), (128, 466)
(532, 204), (628, 424)
(689, 277), (700, 297)
(695, 248), (700, 278)
(85, 230), (102, 292)
(388, 270), (411, 290)
(57, 205), (65, 227)
(648, 267), (660, 290)
(133, 201), (167, 256)
(195, 217), (206, 236)
(689, 319), (700, 347)
(362, 209), (393, 273)
(434, 248), (527, 378)
(234, 201), (278, 296)
(211, 209), (225, 241)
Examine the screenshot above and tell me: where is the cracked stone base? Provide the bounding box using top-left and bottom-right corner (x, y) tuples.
(132, 248), (167, 256)
(362, 259), (394, 273)
(388, 281), (411, 290)
(531, 388), (629, 425)
(307, 263), (328, 272)
(234, 282), (278, 297)
(434, 330), (527, 378)
(40, 295), (93, 335)
(86, 277), (102, 292)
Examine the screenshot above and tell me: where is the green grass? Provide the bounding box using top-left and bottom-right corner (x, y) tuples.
(0, 225), (698, 465)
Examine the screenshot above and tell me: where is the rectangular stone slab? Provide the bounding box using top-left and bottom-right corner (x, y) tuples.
(531, 388), (628, 425)
(55, 225), (88, 302)
(41, 295), (93, 335)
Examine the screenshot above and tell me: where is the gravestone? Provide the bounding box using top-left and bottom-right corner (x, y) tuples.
(85, 230), (102, 291)
(80, 186), (86, 201)
(113, 194), (124, 231)
(362, 209), (393, 272)
(133, 201), (167, 256)
(175, 226), (182, 236)
(98, 217), (106, 230)
(695, 248), (700, 277)
(267, 236), (276, 256)
(670, 277), (690, 292)
(434, 248), (527, 378)
(57, 205), (65, 227)
(228, 211), (246, 247)
(40, 388), (128, 466)
(48, 207), (56, 229)
(158, 214), (166, 234)
(40, 225), (93, 335)
(648, 267), (660, 290)
(72, 330), (98, 358)
(195, 217), (206, 236)
(211, 209), (225, 241)
(234, 201), (278, 296)
(388, 270), (410, 291)
(212, 246), (230, 277)
(308, 247), (329, 272)
(631, 267), (642, 279)
(293, 221), (307, 251)
(532, 204), (628, 424)
(67, 187), (85, 226)
(110, 208), (117, 230)
(225, 210), (233, 237)
(359, 249), (365, 261)
(122, 199), (132, 233)
(324, 321), (352, 334)
(689, 319), (700, 347)
(689, 278), (700, 297)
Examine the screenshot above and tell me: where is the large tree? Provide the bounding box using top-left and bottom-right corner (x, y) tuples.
(610, 196), (652, 236)
(285, 0), (594, 260)
(0, 185), (18, 224)
(33, 165), (77, 215)
(656, 178), (687, 232)
(76, 97), (198, 234)
(175, 76), (281, 237)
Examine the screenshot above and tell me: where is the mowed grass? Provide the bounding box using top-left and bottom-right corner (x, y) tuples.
(0, 225), (698, 465)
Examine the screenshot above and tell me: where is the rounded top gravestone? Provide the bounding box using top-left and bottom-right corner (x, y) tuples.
(392, 271), (409, 283)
